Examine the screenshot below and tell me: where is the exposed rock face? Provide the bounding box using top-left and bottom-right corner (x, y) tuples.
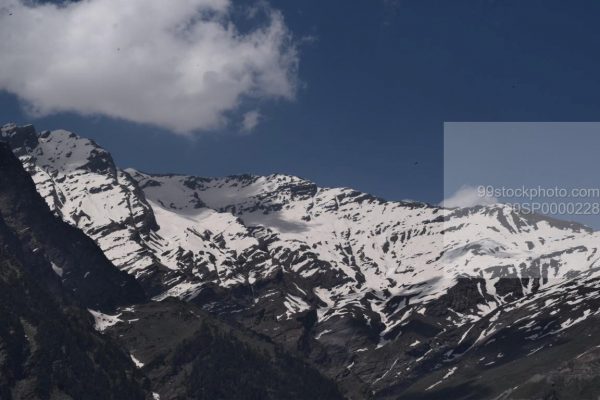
(105, 300), (344, 400)
(4, 124), (600, 399)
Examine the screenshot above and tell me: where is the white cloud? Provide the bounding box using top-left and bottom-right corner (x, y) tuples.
(0, 0), (298, 133)
(441, 185), (498, 208)
(241, 109), (261, 132)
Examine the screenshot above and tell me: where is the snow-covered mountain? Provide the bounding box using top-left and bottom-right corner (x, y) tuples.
(0, 140), (343, 400)
(4, 123), (600, 399)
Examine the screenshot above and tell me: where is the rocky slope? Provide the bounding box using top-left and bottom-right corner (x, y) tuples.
(106, 300), (343, 400)
(4, 123), (600, 399)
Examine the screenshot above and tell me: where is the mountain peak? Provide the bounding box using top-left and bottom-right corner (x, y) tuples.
(0, 123), (38, 156)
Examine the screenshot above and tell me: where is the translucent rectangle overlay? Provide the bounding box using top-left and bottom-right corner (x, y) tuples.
(443, 122), (600, 282)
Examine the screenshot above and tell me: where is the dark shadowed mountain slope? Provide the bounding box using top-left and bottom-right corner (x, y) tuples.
(0, 215), (149, 399)
(106, 299), (345, 400)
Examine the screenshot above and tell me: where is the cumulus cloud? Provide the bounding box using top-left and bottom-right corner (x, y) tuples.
(440, 185), (498, 208)
(0, 0), (298, 133)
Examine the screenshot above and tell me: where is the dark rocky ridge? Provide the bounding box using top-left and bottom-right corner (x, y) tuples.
(0, 213), (149, 399)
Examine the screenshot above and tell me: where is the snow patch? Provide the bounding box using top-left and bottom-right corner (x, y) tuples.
(130, 354), (144, 368)
(88, 309), (122, 332)
(51, 262), (64, 277)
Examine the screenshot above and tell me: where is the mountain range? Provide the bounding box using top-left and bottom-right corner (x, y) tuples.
(2, 123), (600, 399)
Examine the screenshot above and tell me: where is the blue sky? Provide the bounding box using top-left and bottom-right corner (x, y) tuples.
(2, 0), (600, 206)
